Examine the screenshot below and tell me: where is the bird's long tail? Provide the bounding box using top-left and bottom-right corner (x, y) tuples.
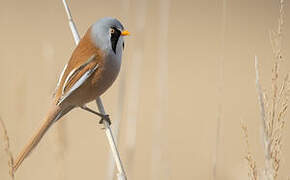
(13, 104), (65, 173)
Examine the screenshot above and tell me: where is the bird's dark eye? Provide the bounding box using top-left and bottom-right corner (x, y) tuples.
(110, 28), (115, 34)
(110, 27), (121, 54)
(122, 42), (125, 49)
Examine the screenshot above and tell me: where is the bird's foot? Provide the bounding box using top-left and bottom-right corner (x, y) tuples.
(99, 114), (111, 126)
(81, 106), (111, 126)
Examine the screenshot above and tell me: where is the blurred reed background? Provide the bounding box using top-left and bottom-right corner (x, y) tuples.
(0, 0), (290, 180)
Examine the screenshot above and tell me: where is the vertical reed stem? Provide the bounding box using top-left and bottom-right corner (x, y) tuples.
(61, 1), (127, 179)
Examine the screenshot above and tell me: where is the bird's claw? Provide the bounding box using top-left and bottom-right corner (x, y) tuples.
(99, 114), (111, 126)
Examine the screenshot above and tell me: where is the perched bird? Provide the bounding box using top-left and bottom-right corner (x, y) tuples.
(13, 17), (130, 172)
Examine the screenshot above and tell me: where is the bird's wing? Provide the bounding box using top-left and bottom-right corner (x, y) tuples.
(57, 54), (98, 105)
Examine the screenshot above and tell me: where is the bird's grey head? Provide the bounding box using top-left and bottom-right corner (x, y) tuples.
(91, 17), (128, 58)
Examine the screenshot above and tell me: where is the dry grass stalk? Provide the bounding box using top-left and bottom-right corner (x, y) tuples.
(0, 118), (15, 180)
(256, 57), (289, 180)
(244, 0), (288, 180)
(123, 0), (148, 178)
(213, 1), (226, 179)
(151, 0), (171, 179)
(261, 0), (288, 179)
(242, 121), (258, 180)
(213, 58), (223, 180)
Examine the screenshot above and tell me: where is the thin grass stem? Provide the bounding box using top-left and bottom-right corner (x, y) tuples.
(61, 1), (127, 179)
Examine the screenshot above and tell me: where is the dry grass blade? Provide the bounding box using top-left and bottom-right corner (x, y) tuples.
(0, 117), (15, 180)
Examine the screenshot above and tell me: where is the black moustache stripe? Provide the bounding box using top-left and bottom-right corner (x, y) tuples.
(110, 27), (121, 54)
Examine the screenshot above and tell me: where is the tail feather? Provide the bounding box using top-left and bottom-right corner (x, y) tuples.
(13, 104), (63, 172)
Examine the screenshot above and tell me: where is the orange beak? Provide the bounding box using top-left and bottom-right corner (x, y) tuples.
(121, 30), (130, 36)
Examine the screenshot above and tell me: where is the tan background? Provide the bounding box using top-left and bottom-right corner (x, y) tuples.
(0, 0), (290, 179)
